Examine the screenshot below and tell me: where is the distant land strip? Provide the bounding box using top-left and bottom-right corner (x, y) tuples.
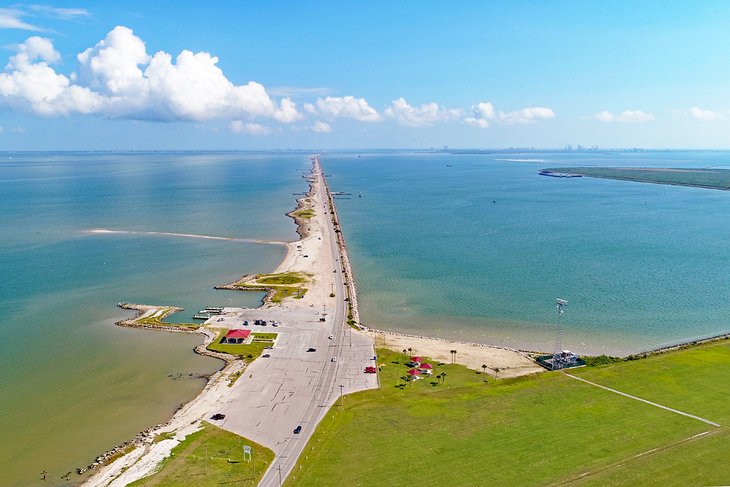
(540, 167), (730, 190)
(85, 228), (288, 245)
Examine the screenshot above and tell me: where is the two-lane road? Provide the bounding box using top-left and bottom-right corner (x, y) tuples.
(257, 159), (352, 487)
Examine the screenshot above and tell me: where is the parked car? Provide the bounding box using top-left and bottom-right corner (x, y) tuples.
(210, 413), (225, 420)
(262, 353), (270, 358)
(328, 335), (334, 339)
(293, 425), (302, 434)
(331, 357), (337, 362)
(307, 347), (316, 352)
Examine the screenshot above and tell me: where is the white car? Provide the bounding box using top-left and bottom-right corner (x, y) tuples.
(331, 357), (337, 362)
(328, 335), (334, 339)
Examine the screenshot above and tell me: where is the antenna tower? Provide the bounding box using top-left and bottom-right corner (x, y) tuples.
(552, 298), (568, 370)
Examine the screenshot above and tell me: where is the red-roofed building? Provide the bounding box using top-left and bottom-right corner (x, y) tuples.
(406, 369), (422, 376)
(411, 356), (422, 363)
(224, 329), (251, 344)
(420, 363), (433, 369)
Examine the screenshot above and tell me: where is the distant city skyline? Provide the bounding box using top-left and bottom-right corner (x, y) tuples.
(1, 1), (730, 150)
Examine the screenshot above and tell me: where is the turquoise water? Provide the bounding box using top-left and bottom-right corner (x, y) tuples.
(0, 152), (306, 486)
(5, 150), (730, 486)
(324, 151), (730, 355)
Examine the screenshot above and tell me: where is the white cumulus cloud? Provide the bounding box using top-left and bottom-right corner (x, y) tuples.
(688, 106), (725, 122)
(594, 110), (654, 123)
(499, 106), (555, 124)
(229, 121), (272, 135)
(311, 120), (331, 133)
(304, 96), (380, 122)
(464, 102), (495, 128)
(0, 26), (302, 123)
(384, 97), (462, 127)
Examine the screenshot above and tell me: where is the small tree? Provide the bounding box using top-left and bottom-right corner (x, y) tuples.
(450, 349), (457, 364)
(441, 372), (447, 383)
(481, 364), (487, 374)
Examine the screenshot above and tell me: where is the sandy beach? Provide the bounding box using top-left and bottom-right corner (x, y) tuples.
(84, 156), (378, 486)
(83, 155), (543, 486)
(373, 331), (543, 378)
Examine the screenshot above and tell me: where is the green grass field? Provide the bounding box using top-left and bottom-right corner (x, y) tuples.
(232, 272), (311, 303)
(286, 343), (730, 486)
(568, 341), (730, 485)
(128, 422), (273, 487)
(291, 208), (316, 219)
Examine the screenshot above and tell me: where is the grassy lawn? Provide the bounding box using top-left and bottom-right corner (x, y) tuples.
(206, 330), (276, 360)
(285, 347), (729, 487)
(134, 307), (199, 329)
(291, 208), (316, 219)
(571, 341), (730, 423)
(255, 272), (310, 285)
(129, 422), (273, 487)
(232, 272), (311, 303)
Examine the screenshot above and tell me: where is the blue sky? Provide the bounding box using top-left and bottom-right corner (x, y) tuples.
(1, 1), (730, 149)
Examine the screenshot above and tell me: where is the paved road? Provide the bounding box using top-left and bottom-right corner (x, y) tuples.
(257, 158), (354, 487)
(211, 158), (376, 487)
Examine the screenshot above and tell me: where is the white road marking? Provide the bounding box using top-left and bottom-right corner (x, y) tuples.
(565, 373), (721, 427)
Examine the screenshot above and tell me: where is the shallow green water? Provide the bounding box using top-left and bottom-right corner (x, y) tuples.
(0, 152), (304, 486)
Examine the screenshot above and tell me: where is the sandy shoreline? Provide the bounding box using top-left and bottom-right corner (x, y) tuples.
(82, 155), (544, 486)
(83, 156), (372, 486)
(372, 330), (544, 378)
(82, 165), (323, 486)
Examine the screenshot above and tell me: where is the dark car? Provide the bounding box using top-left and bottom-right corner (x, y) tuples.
(210, 413), (225, 420)
(306, 347), (316, 352)
(293, 425), (302, 434)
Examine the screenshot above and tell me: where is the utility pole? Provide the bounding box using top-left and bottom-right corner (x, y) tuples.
(339, 384), (344, 406)
(278, 465), (283, 486)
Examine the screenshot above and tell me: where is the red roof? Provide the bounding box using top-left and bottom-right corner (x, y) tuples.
(407, 369), (422, 376)
(411, 356), (422, 363)
(225, 329), (251, 339)
(420, 363), (433, 369)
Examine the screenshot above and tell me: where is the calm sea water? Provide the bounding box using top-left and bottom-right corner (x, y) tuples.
(325, 151), (730, 355)
(0, 152), (306, 486)
(5, 150), (730, 485)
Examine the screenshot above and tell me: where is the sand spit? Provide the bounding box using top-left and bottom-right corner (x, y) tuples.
(83, 158), (334, 486)
(86, 228), (287, 245)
